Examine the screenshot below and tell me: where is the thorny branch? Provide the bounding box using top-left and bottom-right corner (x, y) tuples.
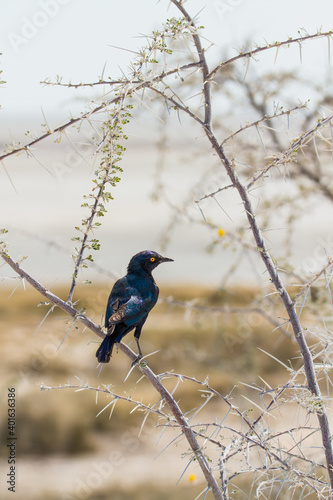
(40, 381), (170, 422)
(0, 62), (200, 164)
(42, 371), (331, 497)
(247, 113), (333, 190)
(167, 0), (333, 495)
(220, 103), (309, 147)
(292, 258), (333, 305)
(208, 30), (333, 80)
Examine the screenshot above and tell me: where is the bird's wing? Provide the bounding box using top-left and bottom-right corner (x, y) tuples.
(107, 295), (151, 328)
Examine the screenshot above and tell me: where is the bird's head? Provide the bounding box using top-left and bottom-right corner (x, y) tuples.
(127, 250), (174, 274)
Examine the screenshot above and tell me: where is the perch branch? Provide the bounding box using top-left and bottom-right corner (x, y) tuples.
(0, 249), (223, 500)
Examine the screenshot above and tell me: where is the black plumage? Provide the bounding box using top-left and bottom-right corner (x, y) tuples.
(96, 250), (173, 364)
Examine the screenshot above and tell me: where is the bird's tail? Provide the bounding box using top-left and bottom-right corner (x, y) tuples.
(96, 335), (115, 363)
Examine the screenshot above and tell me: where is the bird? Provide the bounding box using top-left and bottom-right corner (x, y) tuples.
(96, 250), (174, 364)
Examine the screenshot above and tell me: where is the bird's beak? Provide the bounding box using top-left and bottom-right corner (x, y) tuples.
(160, 256), (174, 263)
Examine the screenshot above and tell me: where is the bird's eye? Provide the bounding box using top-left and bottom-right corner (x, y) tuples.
(150, 257), (156, 262)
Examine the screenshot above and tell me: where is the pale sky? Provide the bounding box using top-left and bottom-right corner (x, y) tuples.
(0, 0), (332, 133)
(0, 0), (332, 284)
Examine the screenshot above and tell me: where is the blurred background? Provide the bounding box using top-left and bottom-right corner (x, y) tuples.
(0, 1), (333, 498)
(1, 0), (332, 285)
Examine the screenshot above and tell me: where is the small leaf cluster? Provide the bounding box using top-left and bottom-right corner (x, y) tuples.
(131, 16), (203, 72)
(0, 228), (8, 251)
(70, 104), (131, 278)
(163, 17), (203, 39)
(0, 54), (5, 87)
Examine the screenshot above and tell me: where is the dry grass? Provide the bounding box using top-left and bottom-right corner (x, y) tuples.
(0, 283), (303, 499)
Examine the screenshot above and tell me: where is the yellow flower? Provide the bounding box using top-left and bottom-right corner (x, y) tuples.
(188, 473), (197, 483)
(218, 228), (225, 237)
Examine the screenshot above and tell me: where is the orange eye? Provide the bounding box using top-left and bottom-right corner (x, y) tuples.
(150, 257), (156, 262)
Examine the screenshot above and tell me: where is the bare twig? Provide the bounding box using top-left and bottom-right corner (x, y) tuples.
(0, 62), (200, 164)
(293, 258), (333, 305)
(209, 30), (333, 80)
(247, 113), (333, 190)
(0, 250), (104, 338)
(221, 103), (308, 147)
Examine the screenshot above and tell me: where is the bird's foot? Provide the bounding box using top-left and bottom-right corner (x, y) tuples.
(131, 355), (146, 368)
